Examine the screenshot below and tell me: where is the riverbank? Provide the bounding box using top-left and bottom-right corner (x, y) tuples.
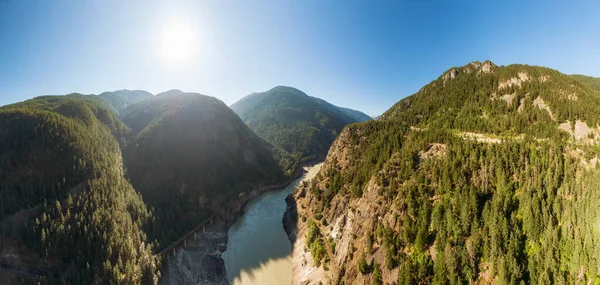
(160, 163), (321, 285)
(283, 165), (328, 285)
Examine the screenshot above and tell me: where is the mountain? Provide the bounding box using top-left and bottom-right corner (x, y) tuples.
(120, 91), (291, 245)
(292, 61), (600, 284)
(337, 106), (373, 122)
(230, 86), (364, 167)
(95, 89), (153, 113)
(570, 74), (600, 91)
(0, 95), (158, 284)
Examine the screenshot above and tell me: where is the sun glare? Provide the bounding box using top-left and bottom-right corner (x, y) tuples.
(161, 20), (195, 64)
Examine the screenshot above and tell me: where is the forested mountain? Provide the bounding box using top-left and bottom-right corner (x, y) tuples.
(0, 95), (158, 284)
(120, 91), (292, 246)
(337, 106), (373, 122)
(294, 61), (600, 285)
(230, 86), (365, 167)
(95, 89), (153, 113)
(570, 74), (600, 91)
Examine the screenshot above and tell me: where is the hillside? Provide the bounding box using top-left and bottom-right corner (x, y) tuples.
(120, 91), (292, 246)
(230, 86), (364, 167)
(337, 106), (372, 122)
(95, 89), (153, 113)
(570, 74), (600, 91)
(0, 95), (158, 284)
(293, 61), (600, 285)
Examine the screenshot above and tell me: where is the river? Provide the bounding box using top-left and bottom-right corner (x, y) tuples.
(221, 163), (323, 285)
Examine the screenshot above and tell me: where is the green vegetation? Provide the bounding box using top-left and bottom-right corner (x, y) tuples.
(95, 89), (153, 114)
(358, 252), (371, 274)
(305, 61), (600, 284)
(230, 86), (366, 168)
(306, 219), (327, 267)
(372, 262), (382, 285)
(570, 74), (600, 91)
(337, 106), (373, 122)
(0, 89), (307, 283)
(0, 95), (123, 216)
(0, 95), (158, 284)
(120, 91), (290, 246)
(384, 62), (600, 136)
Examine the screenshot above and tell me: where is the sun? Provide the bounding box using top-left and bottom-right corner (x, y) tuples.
(161, 20), (195, 63)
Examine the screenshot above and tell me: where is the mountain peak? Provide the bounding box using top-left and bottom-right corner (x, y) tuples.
(467, 60), (496, 72)
(268, 85), (307, 96)
(156, 89), (184, 97)
(230, 87), (369, 167)
(442, 60), (498, 85)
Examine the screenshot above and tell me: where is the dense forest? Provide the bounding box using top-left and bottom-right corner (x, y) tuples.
(120, 90), (292, 246)
(296, 61), (600, 284)
(332, 106), (372, 123)
(570, 74), (600, 92)
(230, 86), (369, 168)
(94, 89), (153, 114)
(0, 95), (159, 284)
(1, 87), (354, 284)
(2, 61), (599, 284)
(0, 90), (310, 283)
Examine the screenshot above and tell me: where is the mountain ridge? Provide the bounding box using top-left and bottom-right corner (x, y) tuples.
(292, 61), (600, 284)
(95, 89), (153, 113)
(230, 86), (369, 168)
(120, 91), (292, 246)
(0, 95), (159, 284)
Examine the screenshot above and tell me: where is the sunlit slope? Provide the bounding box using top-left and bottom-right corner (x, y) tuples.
(231, 86), (365, 167)
(570, 74), (600, 92)
(296, 61), (600, 285)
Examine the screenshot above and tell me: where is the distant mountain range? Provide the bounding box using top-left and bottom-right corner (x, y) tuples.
(95, 89), (153, 113)
(11, 65), (600, 285)
(0, 85), (365, 284)
(230, 86), (370, 168)
(334, 106), (373, 122)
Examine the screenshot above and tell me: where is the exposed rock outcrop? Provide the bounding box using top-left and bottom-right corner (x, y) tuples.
(443, 68), (460, 86)
(160, 220), (229, 285)
(282, 194), (298, 243)
(480, 60), (496, 73)
(498, 72), (530, 89)
(533, 96), (555, 120)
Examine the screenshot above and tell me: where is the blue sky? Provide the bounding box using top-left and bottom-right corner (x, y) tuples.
(1, 1), (599, 116)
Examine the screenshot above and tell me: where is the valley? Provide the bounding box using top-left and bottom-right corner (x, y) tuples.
(0, 86), (359, 284)
(2, 2), (599, 284)
(2, 62), (600, 285)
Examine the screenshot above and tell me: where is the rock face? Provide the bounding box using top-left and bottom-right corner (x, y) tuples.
(293, 130), (402, 285)
(442, 68), (459, 86)
(282, 194), (299, 243)
(480, 60), (496, 73)
(160, 220), (229, 285)
(498, 72), (530, 89)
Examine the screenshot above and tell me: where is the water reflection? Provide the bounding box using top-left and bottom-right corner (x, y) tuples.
(222, 164), (322, 285)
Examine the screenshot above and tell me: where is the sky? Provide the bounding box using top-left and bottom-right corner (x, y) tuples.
(1, 1), (599, 116)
